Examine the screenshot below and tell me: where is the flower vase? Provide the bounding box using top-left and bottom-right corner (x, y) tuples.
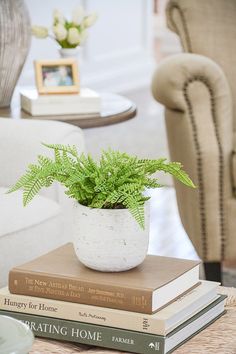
(0, 0), (31, 107)
(59, 47), (80, 59)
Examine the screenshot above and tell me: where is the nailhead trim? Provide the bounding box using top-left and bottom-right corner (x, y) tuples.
(167, 1), (193, 53)
(230, 151), (236, 197)
(183, 76), (225, 260)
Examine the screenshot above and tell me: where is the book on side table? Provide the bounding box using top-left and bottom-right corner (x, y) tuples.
(20, 88), (101, 116)
(8, 243), (201, 314)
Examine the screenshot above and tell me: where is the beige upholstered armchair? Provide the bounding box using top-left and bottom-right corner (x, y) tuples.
(152, 0), (236, 281)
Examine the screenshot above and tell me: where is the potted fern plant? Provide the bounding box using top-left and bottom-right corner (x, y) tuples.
(8, 144), (195, 272)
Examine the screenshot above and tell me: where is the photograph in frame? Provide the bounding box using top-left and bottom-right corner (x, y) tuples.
(34, 59), (79, 94)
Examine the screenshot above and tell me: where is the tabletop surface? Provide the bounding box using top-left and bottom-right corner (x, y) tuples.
(0, 90), (137, 129)
(31, 286), (236, 354)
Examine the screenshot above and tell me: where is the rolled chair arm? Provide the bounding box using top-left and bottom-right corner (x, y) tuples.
(152, 53), (232, 112)
(152, 53), (233, 261)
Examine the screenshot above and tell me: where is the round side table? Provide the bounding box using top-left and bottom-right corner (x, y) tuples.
(0, 92), (137, 129)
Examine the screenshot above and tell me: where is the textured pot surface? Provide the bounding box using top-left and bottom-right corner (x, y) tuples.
(73, 202), (150, 272)
(0, 0), (31, 107)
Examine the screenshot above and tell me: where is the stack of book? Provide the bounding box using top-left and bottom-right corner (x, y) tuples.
(0, 243), (226, 354)
(20, 88), (101, 116)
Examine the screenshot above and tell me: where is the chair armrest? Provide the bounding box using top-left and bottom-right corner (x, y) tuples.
(0, 118), (85, 202)
(152, 53), (233, 261)
(152, 53), (232, 113)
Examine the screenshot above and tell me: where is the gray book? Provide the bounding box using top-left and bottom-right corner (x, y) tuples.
(0, 295), (226, 354)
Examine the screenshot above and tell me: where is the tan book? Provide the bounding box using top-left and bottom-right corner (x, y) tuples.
(20, 88), (101, 116)
(9, 243), (200, 314)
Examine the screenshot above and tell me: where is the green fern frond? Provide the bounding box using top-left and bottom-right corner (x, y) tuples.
(89, 194), (107, 208)
(105, 190), (127, 206)
(37, 155), (53, 167)
(42, 143), (79, 160)
(54, 148), (61, 163)
(8, 143), (196, 229)
(138, 158), (195, 188)
(143, 177), (164, 189)
(118, 183), (145, 194)
(23, 178), (44, 206)
(138, 158), (167, 174)
(123, 194), (145, 229)
(7, 173), (32, 193)
(155, 161), (196, 188)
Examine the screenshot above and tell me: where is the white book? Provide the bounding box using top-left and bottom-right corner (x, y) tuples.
(0, 281), (219, 336)
(20, 88), (101, 116)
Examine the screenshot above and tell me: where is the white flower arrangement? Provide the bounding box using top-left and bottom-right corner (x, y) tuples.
(32, 6), (97, 48)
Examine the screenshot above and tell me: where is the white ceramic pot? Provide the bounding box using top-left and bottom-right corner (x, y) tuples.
(59, 47), (80, 58)
(73, 202), (150, 272)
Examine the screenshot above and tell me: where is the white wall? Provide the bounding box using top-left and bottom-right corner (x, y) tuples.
(19, 0), (155, 92)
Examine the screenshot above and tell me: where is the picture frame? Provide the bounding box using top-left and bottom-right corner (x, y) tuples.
(34, 59), (80, 94)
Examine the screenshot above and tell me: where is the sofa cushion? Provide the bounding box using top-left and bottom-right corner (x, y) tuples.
(0, 187), (60, 238)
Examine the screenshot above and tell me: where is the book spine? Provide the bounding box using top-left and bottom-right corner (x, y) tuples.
(9, 271), (153, 314)
(0, 292), (165, 335)
(0, 310), (165, 354)
(23, 105), (101, 116)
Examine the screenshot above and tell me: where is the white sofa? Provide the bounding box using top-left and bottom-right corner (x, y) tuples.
(0, 118), (85, 287)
